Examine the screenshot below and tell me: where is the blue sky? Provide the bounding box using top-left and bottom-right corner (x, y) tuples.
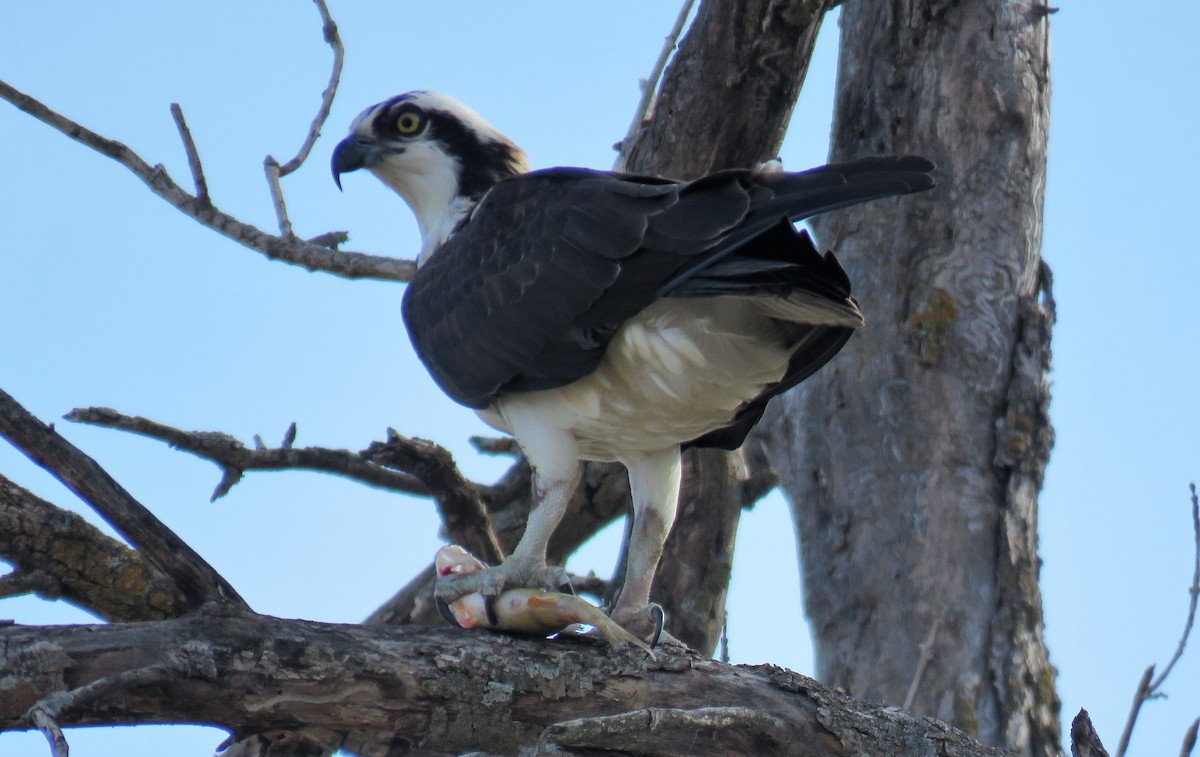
(1, 2), (1197, 755)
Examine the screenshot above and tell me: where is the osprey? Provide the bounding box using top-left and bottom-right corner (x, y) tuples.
(332, 90), (934, 641)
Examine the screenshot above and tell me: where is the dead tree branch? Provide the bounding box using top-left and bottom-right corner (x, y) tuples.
(0, 78), (413, 282)
(1182, 718), (1199, 757)
(65, 406), (430, 502)
(1115, 483), (1200, 757)
(263, 0), (345, 238)
(0, 613), (1009, 757)
(0, 473), (188, 621)
(276, 0), (343, 178)
(0, 388), (246, 611)
(169, 103), (209, 204)
(612, 0), (697, 171)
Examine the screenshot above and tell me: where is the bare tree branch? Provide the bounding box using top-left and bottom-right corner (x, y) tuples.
(0, 613), (1010, 757)
(0, 473), (187, 621)
(275, 0), (344, 178)
(1182, 717), (1199, 757)
(169, 102), (209, 204)
(0, 79), (414, 282)
(1116, 483), (1200, 757)
(65, 406), (430, 501)
(0, 388), (246, 611)
(903, 618), (943, 711)
(267, 0), (343, 238)
(612, 0), (697, 171)
(29, 708), (67, 757)
(0, 570), (61, 601)
(263, 158), (295, 239)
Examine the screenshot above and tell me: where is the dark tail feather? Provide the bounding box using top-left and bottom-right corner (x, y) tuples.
(748, 155), (936, 225)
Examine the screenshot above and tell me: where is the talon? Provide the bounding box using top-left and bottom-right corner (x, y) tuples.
(610, 602), (683, 648)
(649, 604), (665, 648)
(483, 594), (500, 627)
(435, 598), (459, 627)
(432, 546), (652, 653)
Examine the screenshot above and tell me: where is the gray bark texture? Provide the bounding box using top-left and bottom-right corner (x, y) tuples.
(765, 0), (1059, 754)
(0, 613), (1010, 757)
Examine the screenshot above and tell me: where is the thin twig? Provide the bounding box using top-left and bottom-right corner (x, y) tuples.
(26, 661), (178, 755)
(264, 0), (345, 236)
(1115, 483), (1200, 757)
(1149, 483), (1200, 690)
(65, 406), (430, 501)
(903, 618), (942, 711)
(612, 0), (697, 171)
(0, 388), (248, 611)
(264, 157), (294, 238)
(0, 78), (414, 282)
(1181, 717), (1198, 757)
(1116, 666), (1154, 757)
(277, 0), (343, 177)
(169, 102), (209, 204)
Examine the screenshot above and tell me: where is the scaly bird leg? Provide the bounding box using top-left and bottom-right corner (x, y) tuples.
(609, 447), (684, 645)
(434, 405), (580, 603)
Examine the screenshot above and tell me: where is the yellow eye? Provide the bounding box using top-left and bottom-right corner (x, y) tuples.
(396, 110), (424, 135)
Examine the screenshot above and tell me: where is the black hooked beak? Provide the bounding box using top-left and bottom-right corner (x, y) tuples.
(331, 135), (388, 191)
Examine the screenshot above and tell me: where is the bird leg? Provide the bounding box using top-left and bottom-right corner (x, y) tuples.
(609, 447), (683, 643)
(435, 419), (580, 603)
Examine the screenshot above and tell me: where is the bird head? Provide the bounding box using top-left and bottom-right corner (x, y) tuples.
(332, 91), (527, 262)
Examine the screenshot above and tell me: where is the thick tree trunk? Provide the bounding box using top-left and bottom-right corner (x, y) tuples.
(767, 0), (1058, 754)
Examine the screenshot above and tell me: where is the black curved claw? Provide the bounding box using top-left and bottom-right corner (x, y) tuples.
(435, 598), (459, 627)
(483, 595), (500, 628)
(649, 605), (665, 648)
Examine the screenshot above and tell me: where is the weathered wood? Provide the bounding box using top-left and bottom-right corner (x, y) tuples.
(0, 474), (187, 622)
(766, 0), (1058, 754)
(0, 614), (1010, 757)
